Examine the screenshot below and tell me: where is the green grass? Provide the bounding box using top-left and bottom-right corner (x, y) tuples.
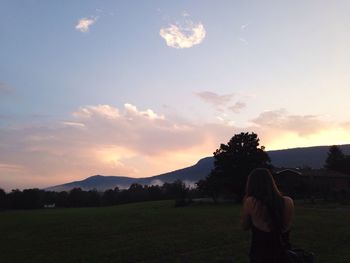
(1, 201), (349, 263)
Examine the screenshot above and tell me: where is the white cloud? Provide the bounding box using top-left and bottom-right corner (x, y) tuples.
(73, 104), (119, 119)
(160, 21), (206, 49)
(124, 103), (164, 120)
(240, 23), (249, 31)
(62, 122), (86, 128)
(75, 17), (97, 32)
(238, 37), (248, 44)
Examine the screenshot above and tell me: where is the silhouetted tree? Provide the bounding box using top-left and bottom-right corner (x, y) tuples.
(196, 177), (221, 203)
(325, 145), (347, 173)
(21, 189), (45, 209)
(146, 185), (163, 201)
(0, 188), (6, 209)
(87, 189), (101, 207)
(8, 189), (23, 209)
(162, 180), (188, 200)
(68, 188), (87, 207)
(201, 132), (271, 202)
(102, 189), (116, 206)
(56, 191), (68, 207)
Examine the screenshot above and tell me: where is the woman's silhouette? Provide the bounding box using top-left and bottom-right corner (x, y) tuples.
(241, 168), (294, 263)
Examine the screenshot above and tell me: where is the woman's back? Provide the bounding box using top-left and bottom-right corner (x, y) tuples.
(242, 196), (294, 232)
(241, 196), (294, 263)
(241, 168), (295, 262)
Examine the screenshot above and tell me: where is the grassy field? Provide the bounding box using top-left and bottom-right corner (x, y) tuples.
(1, 200), (349, 263)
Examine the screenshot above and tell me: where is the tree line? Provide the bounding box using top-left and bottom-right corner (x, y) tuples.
(0, 180), (197, 210)
(1, 132), (349, 210)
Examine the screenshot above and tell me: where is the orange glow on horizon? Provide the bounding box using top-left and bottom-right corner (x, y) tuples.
(264, 128), (350, 151)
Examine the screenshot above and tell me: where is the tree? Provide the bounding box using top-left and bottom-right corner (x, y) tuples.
(87, 189), (101, 207)
(67, 188), (87, 207)
(102, 189), (116, 206)
(201, 132), (271, 202)
(325, 145), (346, 172)
(0, 188), (6, 209)
(196, 177), (221, 204)
(162, 180), (188, 200)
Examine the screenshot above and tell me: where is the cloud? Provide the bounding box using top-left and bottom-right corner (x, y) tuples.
(251, 109), (330, 136)
(0, 81), (14, 96)
(2, 103), (349, 190)
(228, 101), (246, 113)
(73, 104), (119, 119)
(75, 17), (97, 32)
(195, 91), (246, 114)
(195, 91), (234, 108)
(0, 103), (235, 190)
(238, 37), (248, 44)
(62, 122), (85, 128)
(124, 103), (164, 120)
(240, 23), (249, 32)
(0, 163), (24, 172)
(70, 104), (204, 155)
(160, 21), (206, 49)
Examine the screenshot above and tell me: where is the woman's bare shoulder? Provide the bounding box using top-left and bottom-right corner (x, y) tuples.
(283, 196), (294, 207)
(245, 196), (255, 202)
(244, 196), (258, 206)
(243, 196), (255, 210)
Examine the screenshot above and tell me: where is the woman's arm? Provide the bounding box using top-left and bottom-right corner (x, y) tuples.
(240, 197), (252, 230)
(284, 196), (294, 230)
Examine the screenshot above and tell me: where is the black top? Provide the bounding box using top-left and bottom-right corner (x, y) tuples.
(249, 225), (291, 263)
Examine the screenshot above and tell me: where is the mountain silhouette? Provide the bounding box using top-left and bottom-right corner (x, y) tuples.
(46, 144), (350, 191)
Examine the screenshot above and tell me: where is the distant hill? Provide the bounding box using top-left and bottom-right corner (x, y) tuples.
(268, 144), (350, 169)
(46, 175), (137, 192)
(46, 144), (350, 191)
(46, 157), (214, 192)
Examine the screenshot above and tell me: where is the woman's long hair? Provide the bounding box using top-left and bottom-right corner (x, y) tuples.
(245, 168), (285, 233)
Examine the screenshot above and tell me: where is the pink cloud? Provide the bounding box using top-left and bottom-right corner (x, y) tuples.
(1, 104), (349, 190)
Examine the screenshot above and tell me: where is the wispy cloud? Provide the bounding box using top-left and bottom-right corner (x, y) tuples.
(62, 121), (85, 128)
(195, 91), (246, 114)
(251, 109), (330, 136)
(73, 104), (119, 119)
(229, 101), (246, 113)
(0, 163), (24, 172)
(160, 18), (206, 49)
(0, 81), (14, 96)
(238, 23), (250, 44)
(195, 91), (234, 108)
(240, 23), (249, 32)
(75, 17), (97, 33)
(238, 37), (248, 44)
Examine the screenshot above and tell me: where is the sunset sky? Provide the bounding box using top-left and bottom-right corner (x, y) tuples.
(1, 0), (350, 190)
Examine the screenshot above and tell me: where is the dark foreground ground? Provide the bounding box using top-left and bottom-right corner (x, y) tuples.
(1, 200), (349, 263)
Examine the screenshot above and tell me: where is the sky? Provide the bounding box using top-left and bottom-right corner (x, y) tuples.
(1, 0), (350, 190)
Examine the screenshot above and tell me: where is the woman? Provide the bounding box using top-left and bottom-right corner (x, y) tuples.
(241, 168), (294, 263)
